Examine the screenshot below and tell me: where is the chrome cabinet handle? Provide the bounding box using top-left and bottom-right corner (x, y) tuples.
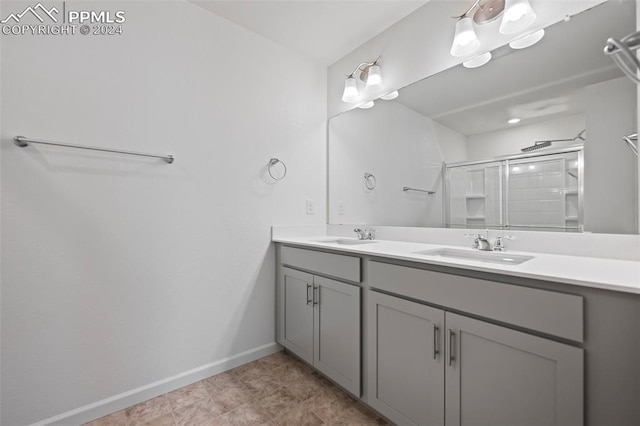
(448, 329), (455, 366)
(313, 285), (319, 305)
(433, 324), (440, 360)
(306, 284), (312, 305)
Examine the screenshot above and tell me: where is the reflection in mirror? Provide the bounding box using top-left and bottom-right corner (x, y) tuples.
(328, 0), (638, 234)
(446, 147), (582, 231)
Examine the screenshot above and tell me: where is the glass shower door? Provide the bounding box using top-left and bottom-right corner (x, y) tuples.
(447, 162), (503, 229)
(506, 152), (582, 231)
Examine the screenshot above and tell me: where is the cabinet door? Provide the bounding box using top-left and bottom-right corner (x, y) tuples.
(367, 291), (445, 426)
(313, 275), (361, 397)
(278, 267), (314, 365)
(445, 313), (583, 426)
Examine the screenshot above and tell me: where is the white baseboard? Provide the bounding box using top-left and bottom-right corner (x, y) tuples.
(29, 342), (282, 426)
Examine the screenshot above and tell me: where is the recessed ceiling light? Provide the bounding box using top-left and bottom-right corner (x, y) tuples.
(509, 29), (545, 49)
(358, 101), (375, 109)
(463, 52), (492, 69)
(380, 91), (399, 100)
(508, 118), (521, 124)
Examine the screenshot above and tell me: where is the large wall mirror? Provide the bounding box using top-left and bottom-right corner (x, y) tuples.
(328, 1), (638, 234)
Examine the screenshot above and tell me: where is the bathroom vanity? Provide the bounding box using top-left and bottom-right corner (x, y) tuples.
(274, 234), (640, 426)
(276, 1), (640, 425)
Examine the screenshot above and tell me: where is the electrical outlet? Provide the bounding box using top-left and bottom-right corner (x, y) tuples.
(337, 201), (345, 215)
(306, 199), (315, 215)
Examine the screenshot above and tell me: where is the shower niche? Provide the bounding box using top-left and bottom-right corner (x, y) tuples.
(446, 147), (583, 231)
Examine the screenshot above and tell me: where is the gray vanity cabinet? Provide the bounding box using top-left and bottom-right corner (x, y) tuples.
(279, 267), (315, 365)
(313, 274), (361, 396)
(445, 312), (584, 426)
(367, 291), (445, 426)
(367, 287), (583, 426)
(278, 262), (361, 396)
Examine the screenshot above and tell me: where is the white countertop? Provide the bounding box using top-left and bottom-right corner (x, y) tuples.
(273, 235), (640, 295)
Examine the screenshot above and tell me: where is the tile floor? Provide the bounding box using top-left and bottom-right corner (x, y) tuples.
(84, 350), (389, 426)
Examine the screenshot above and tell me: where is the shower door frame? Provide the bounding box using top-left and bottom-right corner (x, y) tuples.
(444, 144), (584, 232)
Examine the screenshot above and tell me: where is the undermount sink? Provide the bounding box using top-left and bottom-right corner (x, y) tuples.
(413, 248), (534, 265)
(314, 238), (379, 245)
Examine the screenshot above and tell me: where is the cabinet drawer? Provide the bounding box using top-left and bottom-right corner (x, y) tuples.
(369, 261), (583, 342)
(281, 246), (361, 282)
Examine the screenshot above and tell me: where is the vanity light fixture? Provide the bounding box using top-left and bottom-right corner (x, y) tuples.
(450, 0), (538, 60)
(365, 64), (383, 90)
(499, 0), (537, 34)
(450, 15), (480, 57)
(509, 28), (545, 49)
(463, 52), (492, 68)
(341, 58), (384, 103)
(341, 77), (359, 103)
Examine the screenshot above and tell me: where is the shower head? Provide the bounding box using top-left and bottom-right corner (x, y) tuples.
(520, 129), (586, 153)
(521, 141), (551, 152)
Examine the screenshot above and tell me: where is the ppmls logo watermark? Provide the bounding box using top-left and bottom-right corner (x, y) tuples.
(1, 2), (126, 36)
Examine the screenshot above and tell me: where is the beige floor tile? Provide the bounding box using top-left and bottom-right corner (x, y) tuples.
(271, 404), (325, 426)
(86, 352), (378, 426)
(303, 388), (356, 422)
(173, 399), (225, 426)
(231, 360), (269, 378)
(258, 387), (301, 418)
(271, 361), (312, 385)
(259, 352), (294, 370)
(83, 410), (126, 426)
(203, 371), (246, 393)
(125, 395), (173, 426)
(208, 382), (256, 413)
(240, 372), (282, 400)
(208, 403), (272, 426)
(166, 381), (212, 411)
(130, 413), (176, 426)
(283, 371), (328, 401)
(329, 404), (389, 426)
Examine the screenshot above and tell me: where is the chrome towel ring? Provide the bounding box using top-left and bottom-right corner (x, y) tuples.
(268, 158), (287, 180)
(364, 173), (376, 190)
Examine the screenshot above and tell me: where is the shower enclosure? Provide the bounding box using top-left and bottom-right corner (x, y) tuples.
(445, 146), (583, 231)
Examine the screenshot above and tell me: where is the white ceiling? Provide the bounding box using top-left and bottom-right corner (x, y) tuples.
(190, 1), (428, 65)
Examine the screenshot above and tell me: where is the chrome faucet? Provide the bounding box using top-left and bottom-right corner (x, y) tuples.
(477, 234), (492, 251)
(354, 227), (376, 240)
(464, 232), (481, 249)
(492, 235), (515, 252)
(465, 229), (492, 251)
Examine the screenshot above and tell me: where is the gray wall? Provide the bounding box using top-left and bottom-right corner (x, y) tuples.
(585, 77), (638, 234)
(0, 1), (326, 424)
